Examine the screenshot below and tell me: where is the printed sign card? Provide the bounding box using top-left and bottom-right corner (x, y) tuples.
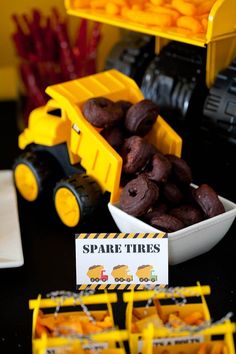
(75, 232), (168, 290)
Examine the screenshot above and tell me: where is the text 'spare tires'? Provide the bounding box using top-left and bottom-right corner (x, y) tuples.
(13, 151), (54, 202)
(53, 173), (102, 227)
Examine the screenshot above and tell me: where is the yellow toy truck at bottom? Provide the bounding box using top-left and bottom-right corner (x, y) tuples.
(13, 69), (182, 228)
(29, 292), (128, 354)
(142, 321), (236, 354)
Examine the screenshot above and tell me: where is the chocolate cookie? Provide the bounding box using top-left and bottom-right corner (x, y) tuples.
(166, 154), (192, 185)
(170, 204), (204, 226)
(101, 126), (124, 151)
(120, 174), (159, 217)
(150, 214), (185, 232)
(120, 136), (154, 174)
(145, 152), (172, 184)
(125, 99), (159, 136)
(82, 97), (123, 128)
(193, 184), (225, 218)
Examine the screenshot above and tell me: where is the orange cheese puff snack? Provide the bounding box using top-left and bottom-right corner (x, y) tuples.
(153, 298), (167, 323)
(223, 344), (229, 354)
(150, 0), (165, 5)
(56, 320), (83, 335)
(81, 321), (106, 334)
(172, 0), (197, 16)
(106, 2), (121, 15)
(35, 321), (49, 337)
(177, 15), (202, 32)
(197, 0), (216, 15)
(183, 311), (204, 325)
(95, 318), (113, 329)
(122, 7), (173, 26)
(111, 0), (128, 5)
(135, 314), (164, 332)
(198, 343), (209, 354)
(90, 0), (107, 9)
(73, 0), (91, 8)
(168, 313), (185, 328)
(132, 4), (145, 10)
(145, 4), (181, 21)
(210, 342), (225, 354)
(133, 308), (144, 320)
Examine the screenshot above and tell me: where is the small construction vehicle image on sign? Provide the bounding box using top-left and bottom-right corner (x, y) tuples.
(136, 265), (157, 282)
(87, 265), (108, 282)
(111, 265), (133, 282)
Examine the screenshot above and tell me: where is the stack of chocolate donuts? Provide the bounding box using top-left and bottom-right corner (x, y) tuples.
(82, 97), (225, 233)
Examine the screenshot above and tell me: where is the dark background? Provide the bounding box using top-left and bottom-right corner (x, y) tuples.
(0, 101), (235, 353)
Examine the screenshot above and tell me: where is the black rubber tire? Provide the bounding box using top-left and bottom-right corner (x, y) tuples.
(91, 278), (95, 282)
(139, 278), (143, 282)
(53, 173), (102, 226)
(115, 278), (119, 282)
(13, 150), (55, 200)
(95, 278), (99, 282)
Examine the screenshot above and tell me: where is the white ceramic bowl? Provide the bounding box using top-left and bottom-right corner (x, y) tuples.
(108, 193), (236, 265)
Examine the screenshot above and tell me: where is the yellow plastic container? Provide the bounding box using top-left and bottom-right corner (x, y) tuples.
(19, 69), (182, 204)
(65, 0), (236, 88)
(29, 292), (128, 354)
(142, 321), (236, 354)
(123, 285), (212, 354)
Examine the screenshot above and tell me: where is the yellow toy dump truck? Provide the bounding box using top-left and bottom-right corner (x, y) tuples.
(29, 292), (128, 354)
(87, 265), (108, 282)
(136, 265), (157, 283)
(13, 69), (181, 227)
(111, 265), (133, 282)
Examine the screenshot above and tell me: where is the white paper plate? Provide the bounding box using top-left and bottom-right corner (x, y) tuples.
(0, 170), (24, 268)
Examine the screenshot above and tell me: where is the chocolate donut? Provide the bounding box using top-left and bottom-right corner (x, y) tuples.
(125, 99), (159, 136)
(150, 214), (185, 232)
(114, 100), (133, 118)
(193, 184), (225, 218)
(120, 174), (159, 217)
(145, 152), (172, 184)
(162, 182), (184, 205)
(101, 126), (124, 151)
(120, 136), (155, 174)
(82, 97), (123, 128)
(166, 154), (192, 185)
(143, 202), (168, 223)
(170, 204), (204, 226)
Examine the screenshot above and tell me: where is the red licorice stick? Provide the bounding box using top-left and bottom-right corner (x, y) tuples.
(55, 21), (77, 80)
(20, 63), (47, 107)
(12, 14), (30, 59)
(86, 22), (102, 75)
(74, 19), (88, 76)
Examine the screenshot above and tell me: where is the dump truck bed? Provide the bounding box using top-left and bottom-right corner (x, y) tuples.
(46, 69), (182, 203)
(65, 0), (236, 87)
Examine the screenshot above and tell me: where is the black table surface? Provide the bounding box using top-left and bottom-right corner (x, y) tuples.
(0, 101), (235, 354)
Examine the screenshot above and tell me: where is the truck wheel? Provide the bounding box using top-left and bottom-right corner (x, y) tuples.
(115, 278), (119, 282)
(139, 278), (143, 282)
(144, 278), (149, 282)
(95, 278), (99, 282)
(13, 151), (54, 201)
(90, 278), (95, 282)
(53, 173), (101, 227)
(151, 278), (155, 282)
